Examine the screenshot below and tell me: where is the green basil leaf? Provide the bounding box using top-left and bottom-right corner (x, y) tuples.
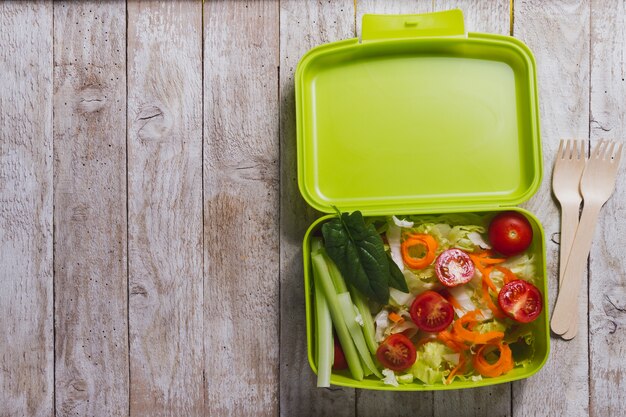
(322, 211), (390, 304)
(387, 252), (409, 293)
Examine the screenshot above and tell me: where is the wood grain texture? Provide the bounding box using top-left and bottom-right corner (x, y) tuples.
(0, 2), (53, 416)
(588, 0), (626, 415)
(127, 1), (203, 415)
(356, 1), (435, 416)
(435, 0), (510, 34)
(53, 2), (129, 416)
(204, 1), (280, 415)
(279, 1), (357, 416)
(2, 1), (626, 415)
(430, 3), (513, 416)
(513, 1), (590, 416)
(356, 0), (432, 37)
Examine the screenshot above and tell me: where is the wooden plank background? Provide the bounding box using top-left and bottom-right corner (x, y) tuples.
(53, 2), (129, 416)
(0, 3), (53, 416)
(0, 1), (625, 416)
(127, 1), (203, 415)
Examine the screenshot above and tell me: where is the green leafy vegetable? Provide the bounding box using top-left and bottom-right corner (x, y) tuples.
(387, 252), (409, 293)
(322, 210), (396, 304)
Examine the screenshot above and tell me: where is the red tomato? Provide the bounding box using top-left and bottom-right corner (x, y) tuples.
(498, 279), (543, 323)
(410, 290), (454, 332)
(332, 336), (348, 370)
(488, 211), (533, 256)
(375, 333), (417, 371)
(435, 249), (475, 287)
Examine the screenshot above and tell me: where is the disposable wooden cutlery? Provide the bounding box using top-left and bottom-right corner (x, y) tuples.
(551, 140), (623, 338)
(552, 139), (586, 288)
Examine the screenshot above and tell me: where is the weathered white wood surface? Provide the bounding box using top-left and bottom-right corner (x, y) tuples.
(0, 2), (53, 416)
(53, 2), (129, 416)
(204, 1), (280, 415)
(589, 1), (626, 416)
(127, 1), (203, 416)
(279, 1), (356, 416)
(514, 1), (591, 416)
(1, 1), (625, 416)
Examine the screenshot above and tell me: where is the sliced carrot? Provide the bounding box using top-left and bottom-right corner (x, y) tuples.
(480, 266), (498, 293)
(388, 311), (404, 324)
(479, 266), (517, 319)
(482, 279), (506, 319)
(437, 330), (467, 352)
(469, 254), (489, 278)
(445, 355), (467, 385)
(473, 342), (514, 378)
(401, 233), (438, 270)
(478, 256), (506, 265)
(493, 265), (517, 285)
(445, 292), (463, 312)
(452, 310), (504, 344)
(469, 253), (506, 282)
(474, 250), (503, 259)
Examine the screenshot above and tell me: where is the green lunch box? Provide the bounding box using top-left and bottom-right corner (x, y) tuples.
(297, 9), (549, 390)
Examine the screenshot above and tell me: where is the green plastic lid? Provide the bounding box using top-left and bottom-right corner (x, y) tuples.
(296, 10), (541, 215)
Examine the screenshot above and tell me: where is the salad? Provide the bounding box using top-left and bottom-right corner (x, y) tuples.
(310, 210), (543, 387)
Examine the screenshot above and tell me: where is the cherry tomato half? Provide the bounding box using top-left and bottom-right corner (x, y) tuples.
(410, 290), (454, 332)
(332, 336), (348, 370)
(488, 211), (533, 256)
(376, 333), (417, 371)
(498, 279), (543, 323)
(435, 249), (475, 287)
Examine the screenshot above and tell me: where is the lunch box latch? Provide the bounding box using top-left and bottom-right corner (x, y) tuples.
(361, 9), (466, 43)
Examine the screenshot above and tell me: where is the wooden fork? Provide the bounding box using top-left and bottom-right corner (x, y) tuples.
(552, 140), (586, 289)
(551, 140), (623, 338)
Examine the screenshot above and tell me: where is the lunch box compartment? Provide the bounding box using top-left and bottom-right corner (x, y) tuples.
(303, 208), (549, 390)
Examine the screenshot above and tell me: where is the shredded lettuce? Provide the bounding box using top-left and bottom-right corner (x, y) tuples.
(468, 231), (491, 249)
(411, 342), (457, 385)
(397, 373), (414, 384)
(374, 309), (389, 342)
(474, 319), (507, 334)
(386, 222), (404, 271)
(389, 287), (415, 307)
(403, 269), (441, 296)
(411, 360), (445, 385)
(507, 326), (536, 367)
(449, 285), (479, 316)
(448, 225), (487, 251)
(448, 374), (484, 384)
(368, 213), (541, 385)
(442, 353), (461, 365)
(500, 253), (537, 282)
(392, 215), (414, 228)
(421, 341), (450, 368)
(382, 368), (399, 387)
(388, 319), (418, 339)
